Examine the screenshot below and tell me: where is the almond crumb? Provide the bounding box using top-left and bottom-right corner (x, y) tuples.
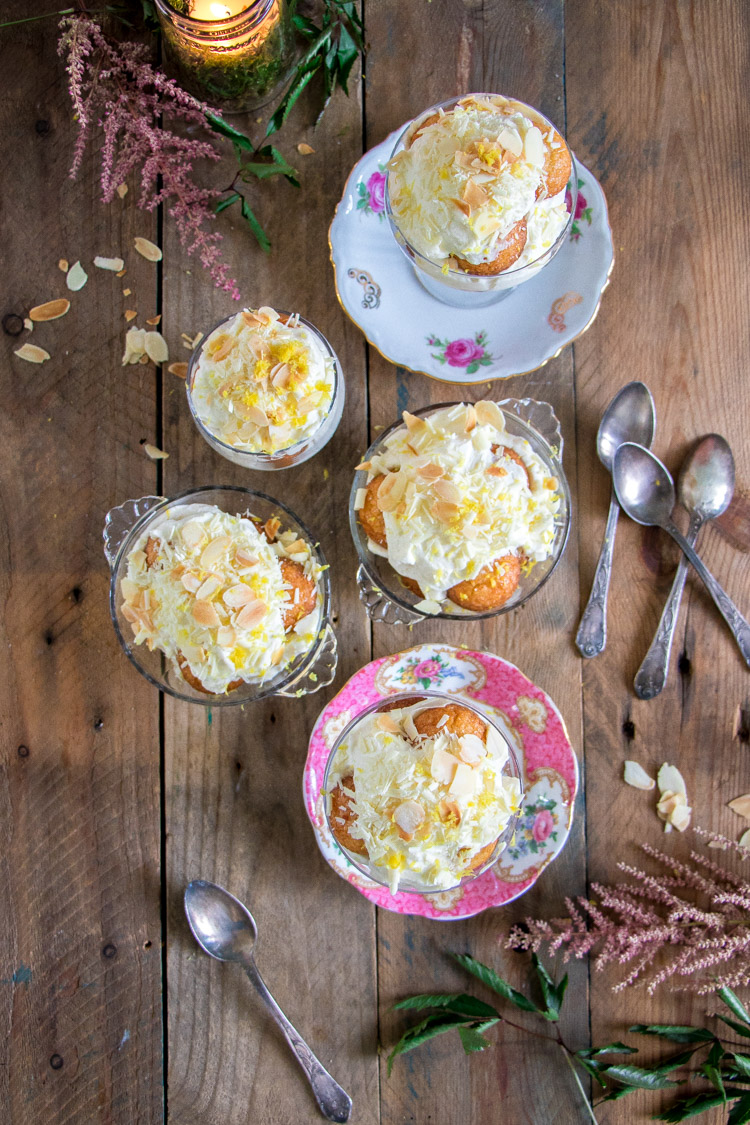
(58, 258), (69, 272)
(125, 309), (138, 322)
(168, 362), (188, 379)
(297, 142), (315, 155)
(146, 314), (162, 326)
(116, 183), (128, 199)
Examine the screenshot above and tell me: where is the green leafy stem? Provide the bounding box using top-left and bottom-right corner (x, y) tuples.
(389, 954), (750, 1123)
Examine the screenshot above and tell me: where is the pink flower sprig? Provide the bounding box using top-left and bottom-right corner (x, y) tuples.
(507, 831), (750, 995)
(58, 13), (240, 298)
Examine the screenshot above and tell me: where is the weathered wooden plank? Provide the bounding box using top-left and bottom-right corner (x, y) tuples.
(160, 36), (379, 1125)
(362, 2), (588, 1121)
(0, 10), (163, 1123)
(567, 0), (750, 1120)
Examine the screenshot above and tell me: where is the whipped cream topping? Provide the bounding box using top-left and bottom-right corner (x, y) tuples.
(327, 699), (521, 892)
(355, 402), (561, 614)
(190, 307), (336, 454)
(388, 95), (569, 269)
(121, 503), (323, 693)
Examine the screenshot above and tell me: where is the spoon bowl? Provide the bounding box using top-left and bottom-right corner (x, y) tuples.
(612, 442), (676, 526)
(678, 433), (735, 522)
(185, 879), (258, 962)
(597, 381), (656, 471)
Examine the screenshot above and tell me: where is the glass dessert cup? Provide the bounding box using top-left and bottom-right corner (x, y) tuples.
(385, 94), (577, 309)
(350, 399), (571, 625)
(104, 486), (337, 705)
(186, 311), (345, 471)
(323, 691), (523, 896)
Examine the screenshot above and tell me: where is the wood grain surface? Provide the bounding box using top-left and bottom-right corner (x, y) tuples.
(2, 0), (749, 1122)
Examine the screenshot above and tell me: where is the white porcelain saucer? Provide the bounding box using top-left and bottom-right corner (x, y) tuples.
(329, 129), (614, 383)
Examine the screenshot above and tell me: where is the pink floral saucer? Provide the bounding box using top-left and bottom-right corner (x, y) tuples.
(303, 644), (578, 920)
(329, 129), (613, 383)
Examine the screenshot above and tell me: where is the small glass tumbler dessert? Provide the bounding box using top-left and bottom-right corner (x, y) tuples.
(323, 691), (522, 895)
(104, 487), (337, 704)
(385, 93), (576, 307)
(351, 399), (570, 625)
(187, 306), (344, 470)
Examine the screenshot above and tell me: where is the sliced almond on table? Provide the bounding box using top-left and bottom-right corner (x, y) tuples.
(66, 261), (88, 291)
(58, 258), (69, 272)
(670, 804), (692, 832)
(135, 237), (162, 262)
(168, 362), (188, 379)
(297, 142), (315, 155)
(144, 331), (169, 364)
(116, 183), (128, 199)
(739, 830), (750, 850)
(146, 315), (162, 326)
(728, 794), (750, 820)
(14, 344), (49, 364)
(122, 327), (146, 364)
(125, 309), (138, 322)
(94, 256), (125, 271)
(624, 760), (656, 790)
(657, 763), (687, 797)
(23, 318), (33, 332)
(29, 298), (70, 322)
(143, 443), (168, 460)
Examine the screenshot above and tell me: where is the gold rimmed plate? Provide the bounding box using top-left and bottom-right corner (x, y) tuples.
(329, 128), (614, 384)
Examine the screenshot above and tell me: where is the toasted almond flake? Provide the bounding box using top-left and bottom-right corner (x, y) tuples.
(464, 404), (477, 432)
(376, 713), (401, 733)
(403, 411), (425, 432)
(285, 539), (307, 556)
(353, 487), (367, 511)
(29, 298), (70, 322)
(463, 179), (490, 211)
(657, 792), (685, 821)
(217, 626), (236, 647)
(438, 799), (461, 825)
(14, 344), (50, 364)
(66, 260), (88, 291)
(146, 314), (162, 326)
(458, 733), (487, 765)
(122, 603), (139, 624)
(728, 795), (750, 820)
(242, 310), (263, 327)
(235, 599), (267, 630)
(58, 258), (69, 272)
(450, 762), (477, 798)
(235, 548), (258, 567)
(123, 288), (131, 296)
(708, 839), (728, 849)
(487, 464), (507, 477)
(452, 196), (471, 217)
(143, 443), (169, 460)
(624, 761), (656, 790)
(377, 471), (408, 513)
(122, 327), (146, 364)
(117, 268), (127, 278)
(245, 405), (269, 427)
(432, 499), (460, 523)
(416, 461), (444, 482)
(264, 516), (281, 541)
(296, 395), (318, 415)
(355, 460), (372, 472)
(657, 763), (687, 797)
(271, 363), (291, 389)
(497, 127), (523, 157)
(181, 573), (201, 593)
(125, 309), (138, 322)
(139, 354), (149, 364)
(271, 644), (285, 665)
(116, 183), (128, 199)
(94, 256), (125, 272)
(393, 800), (425, 836)
(739, 830), (750, 850)
(192, 600), (220, 628)
(297, 142), (315, 155)
(256, 306), (279, 324)
(196, 574), (222, 600)
(134, 237), (162, 262)
(430, 747), (460, 785)
(201, 536), (232, 569)
(120, 577), (139, 602)
(670, 804), (692, 832)
(144, 330), (169, 364)
(223, 584), (256, 608)
(433, 479), (462, 504)
(168, 362), (188, 380)
(23, 318), (33, 332)
(475, 399), (505, 430)
(523, 125), (545, 166)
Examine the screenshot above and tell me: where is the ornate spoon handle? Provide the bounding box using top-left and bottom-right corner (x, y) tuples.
(242, 957), (352, 1123)
(664, 520), (750, 669)
(634, 514), (702, 699)
(576, 486), (620, 658)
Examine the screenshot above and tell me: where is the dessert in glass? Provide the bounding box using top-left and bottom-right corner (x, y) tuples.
(104, 487), (337, 704)
(385, 94), (576, 307)
(351, 400), (570, 625)
(324, 692), (522, 895)
(187, 306), (344, 469)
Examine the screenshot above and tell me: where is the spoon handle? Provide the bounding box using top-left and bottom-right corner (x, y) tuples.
(664, 520), (750, 669)
(634, 514), (702, 699)
(242, 957), (352, 1123)
(576, 486), (620, 658)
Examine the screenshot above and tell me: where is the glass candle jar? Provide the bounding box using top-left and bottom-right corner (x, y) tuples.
(155, 0), (297, 113)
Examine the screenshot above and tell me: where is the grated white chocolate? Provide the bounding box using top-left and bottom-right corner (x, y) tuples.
(190, 307), (336, 454)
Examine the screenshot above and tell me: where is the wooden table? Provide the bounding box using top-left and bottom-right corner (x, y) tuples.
(2, 2), (749, 1121)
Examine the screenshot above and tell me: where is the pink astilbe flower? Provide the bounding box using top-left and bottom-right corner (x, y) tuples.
(58, 15), (240, 298)
(507, 831), (750, 996)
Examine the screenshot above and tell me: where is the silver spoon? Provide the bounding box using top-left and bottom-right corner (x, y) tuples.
(576, 381), (656, 658)
(634, 435), (736, 698)
(613, 443), (750, 669)
(184, 880), (352, 1123)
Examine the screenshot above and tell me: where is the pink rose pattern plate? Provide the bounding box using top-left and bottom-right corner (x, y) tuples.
(329, 129), (614, 383)
(303, 644), (578, 920)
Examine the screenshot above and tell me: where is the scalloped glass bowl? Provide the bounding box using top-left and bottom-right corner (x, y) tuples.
(322, 690), (523, 895)
(103, 486), (337, 705)
(350, 399), (571, 625)
(384, 94), (577, 308)
(186, 312), (345, 470)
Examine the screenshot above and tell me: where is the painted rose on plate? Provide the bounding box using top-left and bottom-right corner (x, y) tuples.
(428, 331), (494, 375)
(566, 178), (593, 240)
(357, 167), (386, 218)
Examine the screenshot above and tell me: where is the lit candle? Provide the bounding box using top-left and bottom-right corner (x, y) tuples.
(155, 0), (297, 113)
